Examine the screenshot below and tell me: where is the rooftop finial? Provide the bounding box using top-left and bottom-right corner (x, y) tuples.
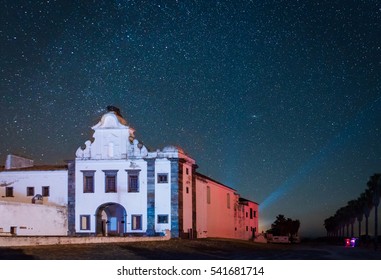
(107, 105), (123, 118)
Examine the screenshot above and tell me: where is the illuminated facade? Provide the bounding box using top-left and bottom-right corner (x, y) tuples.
(0, 155), (68, 236)
(0, 107), (258, 240)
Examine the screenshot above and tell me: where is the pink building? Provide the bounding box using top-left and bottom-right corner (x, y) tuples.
(195, 173), (259, 240)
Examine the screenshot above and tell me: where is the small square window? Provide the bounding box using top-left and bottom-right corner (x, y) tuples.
(157, 215), (169, 224)
(5, 187), (13, 197)
(42, 186), (50, 197)
(157, 173), (168, 183)
(27, 187), (34, 196)
(80, 215), (91, 230)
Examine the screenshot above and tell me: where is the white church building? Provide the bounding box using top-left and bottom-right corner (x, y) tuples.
(0, 106), (258, 239)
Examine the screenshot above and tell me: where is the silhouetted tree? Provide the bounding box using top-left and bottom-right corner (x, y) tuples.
(367, 174), (381, 249)
(324, 216), (333, 237)
(355, 197), (364, 237)
(334, 207), (346, 237)
(289, 219), (300, 236)
(347, 199), (358, 237)
(360, 189), (373, 239)
(267, 214), (300, 237)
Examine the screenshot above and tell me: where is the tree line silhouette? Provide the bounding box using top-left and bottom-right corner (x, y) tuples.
(267, 214), (300, 237)
(324, 173), (380, 248)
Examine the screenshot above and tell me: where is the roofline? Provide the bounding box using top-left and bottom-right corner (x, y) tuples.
(195, 172), (237, 192)
(239, 197), (259, 205)
(0, 165), (68, 172)
(5, 154), (34, 161)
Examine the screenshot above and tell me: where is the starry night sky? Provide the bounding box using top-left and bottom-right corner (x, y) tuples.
(1, 0), (380, 237)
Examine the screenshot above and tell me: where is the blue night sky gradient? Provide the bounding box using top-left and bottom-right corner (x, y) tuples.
(1, 0), (380, 237)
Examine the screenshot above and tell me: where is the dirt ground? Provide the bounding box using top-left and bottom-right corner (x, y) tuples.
(1, 238), (381, 260)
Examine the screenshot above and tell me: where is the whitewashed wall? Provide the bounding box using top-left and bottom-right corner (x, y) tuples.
(0, 201), (67, 236)
(75, 158), (148, 234)
(154, 158), (171, 233)
(0, 170), (68, 206)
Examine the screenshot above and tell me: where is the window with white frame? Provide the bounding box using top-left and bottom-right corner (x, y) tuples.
(157, 173), (168, 183)
(5, 187), (13, 197)
(126, 169), (140, 192)
(103, 170), (118, 193)
(42, 186), (50, 197)
(157, 215), (169, 224)
(80, 215), (91, 230)
(82, 170), (95, 193)
(131, 215), (142, 230)
(27, 186), (34, 196)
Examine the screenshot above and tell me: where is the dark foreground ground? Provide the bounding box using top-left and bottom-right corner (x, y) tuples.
(1, 238), (381, 260)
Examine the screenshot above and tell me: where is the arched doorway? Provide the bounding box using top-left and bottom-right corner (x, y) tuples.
(95, 203), (127, 236)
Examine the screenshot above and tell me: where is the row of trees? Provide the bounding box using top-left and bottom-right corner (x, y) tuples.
(324, 173), (381, 244)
